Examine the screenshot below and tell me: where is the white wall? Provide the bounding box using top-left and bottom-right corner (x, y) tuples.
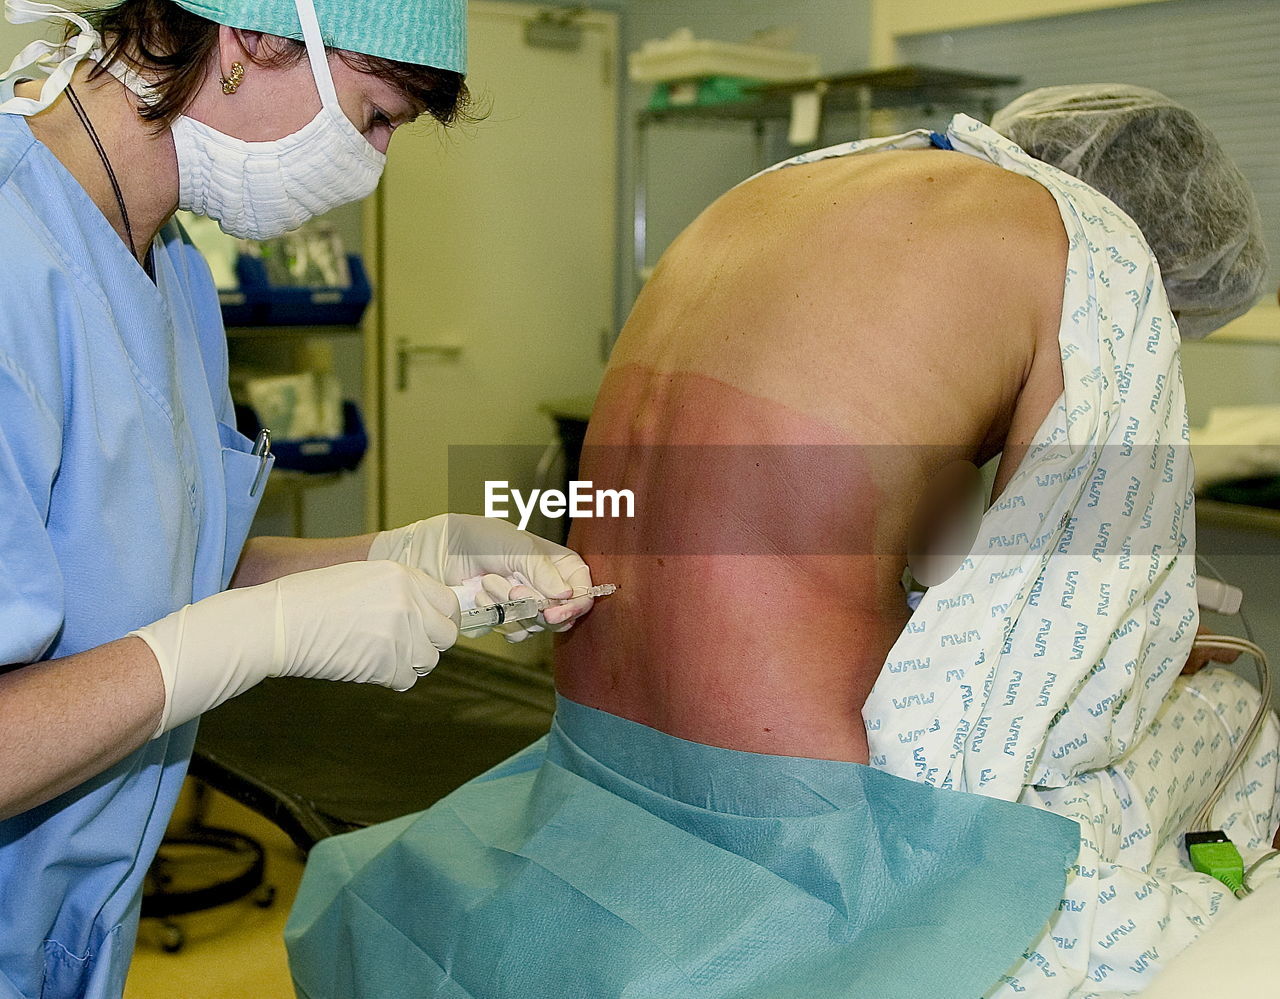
(870, 0), (1175, 65)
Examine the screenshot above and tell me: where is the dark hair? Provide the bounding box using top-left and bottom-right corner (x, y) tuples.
(79, 0), (473, 128)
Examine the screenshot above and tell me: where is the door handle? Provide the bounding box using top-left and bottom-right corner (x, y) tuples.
(397, 338), (463, 391)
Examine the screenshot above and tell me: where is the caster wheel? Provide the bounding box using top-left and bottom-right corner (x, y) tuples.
(253, 884), (277, 909)
(160, 922), (185, 954)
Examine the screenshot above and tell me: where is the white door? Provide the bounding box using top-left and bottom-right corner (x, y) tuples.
(376, 2), (617, 543)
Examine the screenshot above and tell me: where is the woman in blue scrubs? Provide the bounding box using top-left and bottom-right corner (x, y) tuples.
(0, 1), (594, 995)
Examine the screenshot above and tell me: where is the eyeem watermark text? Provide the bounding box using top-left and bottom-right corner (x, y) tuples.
(485, 480), (635, 531)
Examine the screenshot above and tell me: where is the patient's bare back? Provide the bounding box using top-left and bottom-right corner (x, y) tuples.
(556, 146), (1067, 764)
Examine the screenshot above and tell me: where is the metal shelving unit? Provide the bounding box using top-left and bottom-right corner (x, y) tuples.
(632, 64), (1021, 297)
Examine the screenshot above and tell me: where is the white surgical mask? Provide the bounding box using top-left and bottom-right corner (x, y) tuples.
(168, 0), (387, 240)
(0, 0), (387, 241)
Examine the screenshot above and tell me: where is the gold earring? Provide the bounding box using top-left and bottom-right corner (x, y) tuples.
(220, 61), (245, 95)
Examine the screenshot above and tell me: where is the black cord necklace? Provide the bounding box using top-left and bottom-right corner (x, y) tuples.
(65, 84), (155, 282)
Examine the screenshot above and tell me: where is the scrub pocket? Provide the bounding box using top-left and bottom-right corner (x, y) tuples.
(40, 925), (124, 999)
(218, 420), (272, 588)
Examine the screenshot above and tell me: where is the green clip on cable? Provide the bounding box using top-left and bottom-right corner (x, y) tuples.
(1185, 831), (1246, 896)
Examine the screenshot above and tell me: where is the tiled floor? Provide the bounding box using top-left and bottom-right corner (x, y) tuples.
(124, 785), (304, 999)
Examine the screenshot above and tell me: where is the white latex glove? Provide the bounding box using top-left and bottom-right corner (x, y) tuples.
(367, 513), (594, 642)
(131, 561), (460, 737)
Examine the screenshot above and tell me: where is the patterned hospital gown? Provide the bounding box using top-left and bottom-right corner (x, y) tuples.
(759, 115), (1280, 997)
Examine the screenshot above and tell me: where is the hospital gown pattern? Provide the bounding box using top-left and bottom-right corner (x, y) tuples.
(761, 115), (1280, 996)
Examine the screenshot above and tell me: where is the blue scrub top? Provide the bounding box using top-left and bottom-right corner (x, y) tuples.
(0, 111), (265, 998)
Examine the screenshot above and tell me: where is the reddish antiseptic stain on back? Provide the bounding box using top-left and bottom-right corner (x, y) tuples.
(556, 364), (908, 765)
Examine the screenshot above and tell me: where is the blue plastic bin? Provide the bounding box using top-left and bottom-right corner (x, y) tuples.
(225, 253), (373, 328)
(234, 400), (369, 475)
(218, 286), (269, 327)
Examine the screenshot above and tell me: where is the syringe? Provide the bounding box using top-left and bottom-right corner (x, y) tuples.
(456, 583), (618, 635)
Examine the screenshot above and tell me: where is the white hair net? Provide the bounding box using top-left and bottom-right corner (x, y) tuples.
(992, 85), (1268, 339)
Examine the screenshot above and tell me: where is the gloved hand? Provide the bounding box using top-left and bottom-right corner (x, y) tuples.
(131, 560), (460, 737)
(367, 513), (594, 642)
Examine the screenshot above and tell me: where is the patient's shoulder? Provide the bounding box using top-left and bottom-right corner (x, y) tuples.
(721, 147), (1066, 304)
(870, 150), (1066, 273)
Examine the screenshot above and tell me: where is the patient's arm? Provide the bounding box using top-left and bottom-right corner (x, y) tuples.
(556, 148), (1066, 763)
(1182, 626), (1243, 675)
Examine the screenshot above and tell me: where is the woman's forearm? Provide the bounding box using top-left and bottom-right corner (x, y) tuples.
(0, 637), (164, 821)
(229, 533), (378, 588)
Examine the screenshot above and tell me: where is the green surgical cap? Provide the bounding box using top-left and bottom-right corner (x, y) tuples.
(171, 0), (467, 74)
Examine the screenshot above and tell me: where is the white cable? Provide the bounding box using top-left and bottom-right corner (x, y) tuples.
(1187, 634), (1271, 832)
(1244, 849), (1280, 891)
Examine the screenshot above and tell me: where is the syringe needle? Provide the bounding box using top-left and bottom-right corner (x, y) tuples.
(536, 583), (619, 609)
